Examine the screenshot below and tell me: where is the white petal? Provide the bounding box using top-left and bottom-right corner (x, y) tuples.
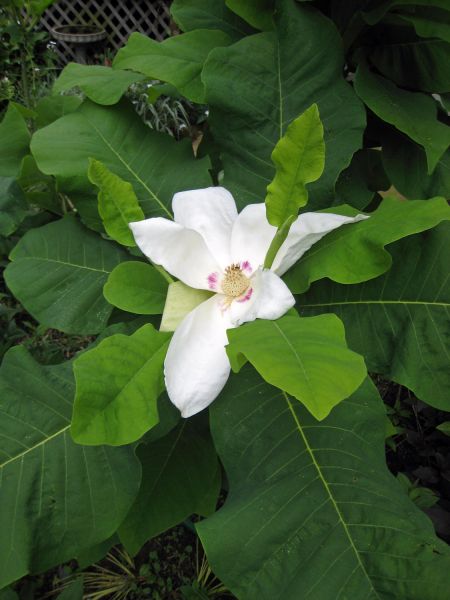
(129, 217), (221, 290)
(164, 295), (232, 418)
(272, 212), (369, 276)
(230, 203), (276, 274)
(173, 187), (238, 268)
(228, 269), (295, 327)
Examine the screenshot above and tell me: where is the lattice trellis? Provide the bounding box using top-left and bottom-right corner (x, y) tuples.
(41, 0), (172, 64)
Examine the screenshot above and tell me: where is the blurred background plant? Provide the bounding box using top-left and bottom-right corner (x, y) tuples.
(38, 528), (234, 600)
(0, 0), (59, 110)
(127, 80), (208, 142)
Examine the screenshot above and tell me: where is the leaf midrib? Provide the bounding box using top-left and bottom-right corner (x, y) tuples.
(271, 321), (315, 398)
(284, 392), (381, 599)
(0, 424), (70, 469)
(13, 256), (111, 274)
(87, 118), (173, 219)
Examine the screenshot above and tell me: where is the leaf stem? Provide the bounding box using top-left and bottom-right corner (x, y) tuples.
(263, 215), (296, 269)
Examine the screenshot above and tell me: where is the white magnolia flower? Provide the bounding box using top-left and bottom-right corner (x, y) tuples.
(130, 187), (367, 418)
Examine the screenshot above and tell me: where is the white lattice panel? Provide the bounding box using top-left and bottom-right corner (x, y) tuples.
(41, 0), (171, 64)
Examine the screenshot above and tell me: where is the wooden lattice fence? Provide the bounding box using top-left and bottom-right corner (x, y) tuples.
(41, 0), (172, 64)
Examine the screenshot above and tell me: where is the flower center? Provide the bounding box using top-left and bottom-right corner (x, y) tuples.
(221, 263), (250, 298)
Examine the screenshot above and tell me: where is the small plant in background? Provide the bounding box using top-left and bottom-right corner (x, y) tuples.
(0, 0), (58, 109)
(179, 551), (232, 599)
(49, 529), (231, 599)
(128, 80), (207, 141)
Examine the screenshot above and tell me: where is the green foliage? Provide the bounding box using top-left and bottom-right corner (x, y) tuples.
(113, 30), (232, 104)
(0, 346), (141, 588)
(171, 0), (254, 40)
(104, 261), (168, 315)
(335, 149), (390, 209)
(198, 368), (450, 600)
(381, 129), (450, 200)
(34, 94), (83, 129)
(396, 7), (450, 43)
(88, 159), (145, 246)
(0, 176), (28, 235)
(284, 197), (450, 294)
(4, 217), (129, 334)
(119, 416), (220, 555)
(265, 104), (325, 227)
(202, 0), (365, 209)
(0, 0), (449, 594)
(30, 99), (211, 221)
(397, 473), (439, 510)
(0, 103), (30, 177)
(354, 60), (449, 174)
(227, 314), (366, 420)
(437, 422), (450, 436)
(369, 36), (450, 93)
(0, 1), (57, 108)
(53, 63), (146, 105)
(298, 223), (450, 411)
(71, 324), (171, 446)
(225, 0), (274, 31)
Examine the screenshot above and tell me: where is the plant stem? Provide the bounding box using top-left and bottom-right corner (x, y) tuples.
(263, 214), (296, 269)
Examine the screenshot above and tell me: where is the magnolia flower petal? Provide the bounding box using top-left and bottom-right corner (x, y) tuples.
(173, 187), (238, 268)
(272, 212), (369, 276)
(129, 217), (220, 290)
(229, 269), (295, 327)
(230, 203), (276, 273)
(164, 295), (232, 418)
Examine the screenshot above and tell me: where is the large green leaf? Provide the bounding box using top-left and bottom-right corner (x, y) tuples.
(0, 177), (29, 236)
(227, 314), (366, 420)
(113, 30), (232, 104)
(396, 7), (450, 43)
(335, 148), (390, 210)
(265, 103), (325, 226)
(34, 95), (83, 129)
(202, 0), (365, 210)
(53, 64), (145, 105)
(4, 217), (128, 334)
(369, 35), (450, 93)
(71, 324), (171, 446)
(354, 61), (450, 174)
(381, 128), (450, 199)
(198, 368), (450, 599)
(0, 346), (141, 588)
(284, 197), (450, 294)
(225, 0), (274, 30)
(362, 0), (450, 26)
(103, 261), (168, 315)
(18, 154), (61, 215)
(88, 158), (144, 246)
(0, 103), (30, 177)
(30, 100), (211, 220)
(171, 0), (254, 39)
(119, 416), (220, 555)
(298, 223), (450, 411)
